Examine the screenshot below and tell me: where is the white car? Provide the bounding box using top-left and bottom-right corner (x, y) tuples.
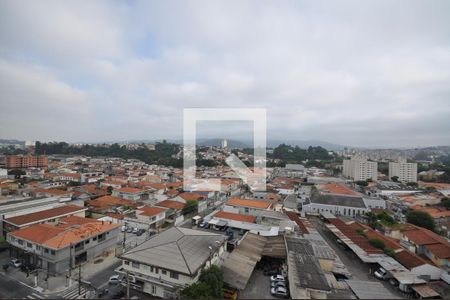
(271, 281), (287, 288)
(121, 225), (127, 232)
(10, 259), (22, 268)
(271, 286), (288, 298)
(132, 227), (139, 234)
(270, 275), (286, 282)
(374, 267), (388, 280)
(108, 274), (121, 284)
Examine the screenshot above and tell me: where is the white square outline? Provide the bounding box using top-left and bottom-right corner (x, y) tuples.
(183, 108), (266, 192)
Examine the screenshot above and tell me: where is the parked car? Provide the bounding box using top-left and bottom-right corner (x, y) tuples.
(108, 274), (121, 285)
(112, 290), (125, 299)
(271, 281), (287, 289)
(97, 288), (109, 297)
(270, 286), (289, 298)
(264, 268), (279, 276)
(374, 267), (389, 280)
(10, 259), (22, 268)
(199, 221), (208, 228)
(136, 229), (145, 236)
(126, 227), (133, 233)
(270, 275), (286, 282)
(132, 227), (139, 234)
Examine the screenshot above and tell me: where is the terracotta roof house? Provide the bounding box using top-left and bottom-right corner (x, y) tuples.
(7, 216), (120, 275)
(3, 205), (87, 233)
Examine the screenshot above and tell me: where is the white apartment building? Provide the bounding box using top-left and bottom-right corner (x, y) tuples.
(389, 158), (417, 183)
(343, 157), (378, 181)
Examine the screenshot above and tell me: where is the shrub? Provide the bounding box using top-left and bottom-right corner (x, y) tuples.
(369, 238), (385, 250)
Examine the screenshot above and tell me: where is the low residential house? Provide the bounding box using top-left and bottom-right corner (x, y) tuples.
(87, 195), (137, 216)
(100, 180), (125, 190)
(2, 205), (87, 236)
(31, 189), (73, 199)
(131, 206), (167, 230)
(112, 187), (148, 201)
(80, 172), (105, 183)
(400, 225), (450, 269)
(52, 173), (81, 183)
(173, 192), (208, 213)
(155, 200), (185, 224)
(7, 216), (120, 275)
(224, 198), (273, 216)
(117, 227), (227, 298)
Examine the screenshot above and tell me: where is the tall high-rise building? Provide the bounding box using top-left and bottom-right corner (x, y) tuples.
(343, 157), (378, 181)
(221, 139), (228, 149)
(389, 158), (417, 183)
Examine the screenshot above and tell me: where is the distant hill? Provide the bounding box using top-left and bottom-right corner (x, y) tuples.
(196, 138), (251, 149)
(267, 139), (346, 151)
(0, 139), (25, 145)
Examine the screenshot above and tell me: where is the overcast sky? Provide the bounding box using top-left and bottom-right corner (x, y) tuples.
(1, 1), (449, 147)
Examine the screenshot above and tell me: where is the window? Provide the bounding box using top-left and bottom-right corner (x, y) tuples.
(44, 248), (49, 253)
(124, 261), (129, 265)
(36, 245), (41, 251)
(162, 270), (167, 275)
(85, 239), (90, 245)
(244, 207), (249, 213)
(170, 272), (179, 279)
(98, 233), (106, 242)
(151, 285), (157, 294)
(93, 236), (97, 241)
(132, 261), (140, 268)
(18, 239), (24, 245)
(51, 250), (56, 255)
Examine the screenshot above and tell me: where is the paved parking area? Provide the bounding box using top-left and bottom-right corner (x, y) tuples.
(240, 269), (276, 299)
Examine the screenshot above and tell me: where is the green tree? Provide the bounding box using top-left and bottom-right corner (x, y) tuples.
(355, 180), (368, 187)
(8, 169), (25, 179)
(182, 200), (198, 215)
(181, 266), (224, 299)
(107, 186), (113, 195)
(441, 197), (450, 209)
(391, 176), (399, 182)
(369, 238), (385, 250)
(181, 282), (212, 299)
(199, 265), (223, 299)
(406, 210), (436, 231)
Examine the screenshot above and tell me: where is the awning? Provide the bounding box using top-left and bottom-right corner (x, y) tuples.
(412, 285), (440, 298)
(222, 233), (267, 290)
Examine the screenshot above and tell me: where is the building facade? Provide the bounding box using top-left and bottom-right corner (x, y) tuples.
(5, 155), (48, 169)
(389, 158), (418, 183)
(343, 157), (377, 181)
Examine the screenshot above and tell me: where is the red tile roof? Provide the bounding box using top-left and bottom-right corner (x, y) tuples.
(395, 250), (429, 269)
(115, 187), (143, 193)
(426, 243), (450, 259)
(88, 195), (136, 211)
(226, 198), (272, 209)
(9, 217), (119, 249)
(317, 184), (359, 196)
(156, 200), (184, 210)
(5, 205), (86, 226)
(285, 211), (309, 234)
(214, 211), (256, 223)
(138, 206), (166, 217)
(178, 192), (206, 201)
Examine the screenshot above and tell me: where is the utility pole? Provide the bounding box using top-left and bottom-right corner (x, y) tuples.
(123, 221), (127, 250)
(126, 271), (130, 299)
(78, 264), (81, 296)
(69, 243), (72, 286)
